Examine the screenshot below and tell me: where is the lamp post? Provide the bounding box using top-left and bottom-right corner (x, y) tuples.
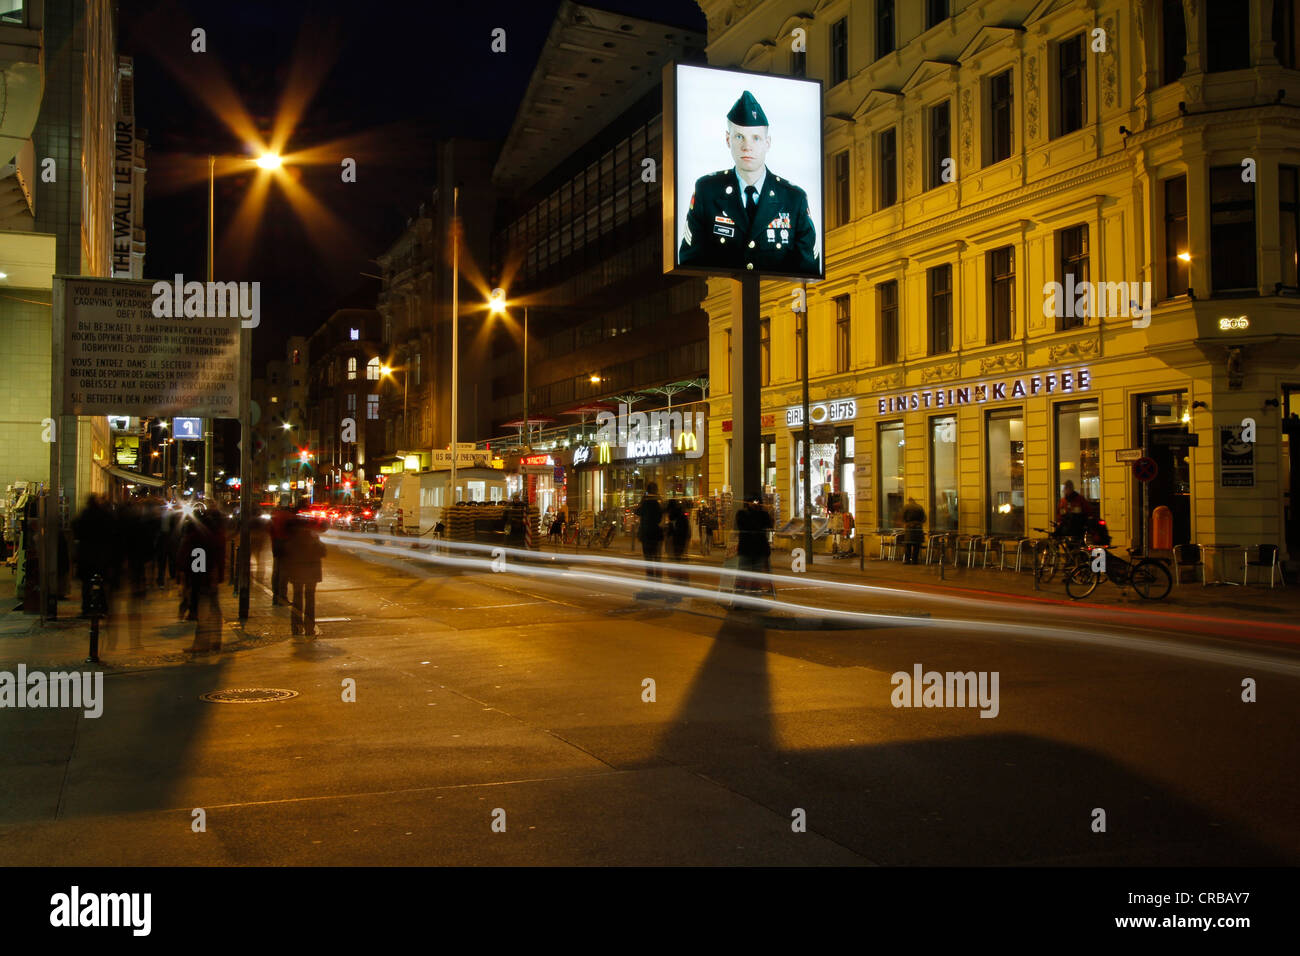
(381, 362), (408, 452)
(450, 187), (460, 507)
(488, 287), (527, 450)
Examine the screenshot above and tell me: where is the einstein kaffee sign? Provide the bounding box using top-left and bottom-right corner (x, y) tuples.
(871, 367), (1092, 416)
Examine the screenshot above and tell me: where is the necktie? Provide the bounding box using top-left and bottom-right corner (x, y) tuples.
(745, 185), (757, 211)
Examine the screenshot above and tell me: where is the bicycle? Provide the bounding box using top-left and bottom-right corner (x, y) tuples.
(1032, 522), (1087, 583)
(1064, 547), (1173, 600)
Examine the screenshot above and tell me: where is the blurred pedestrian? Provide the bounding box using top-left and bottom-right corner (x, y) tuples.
(71, 494), (115, 617)
(734, 493), (773, 593)
(665, 498), (691, 597)
(697, 499), (715, 556)
(902, 497), (926, 565)
(635, 482), (664, 581)
(286, 515), (326, 637)
(183, 505), (226, 652)
(270, 499), (293, 605)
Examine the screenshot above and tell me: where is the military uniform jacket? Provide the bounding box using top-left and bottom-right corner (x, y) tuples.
(679, 168), (819, 276)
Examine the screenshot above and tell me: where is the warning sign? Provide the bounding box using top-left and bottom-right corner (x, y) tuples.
(57, 277), (240, 418)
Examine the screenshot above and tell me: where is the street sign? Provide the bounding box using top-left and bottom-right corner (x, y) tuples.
(1147, 403), (1172, 417)
(174, 417), (202, 440)
(1133, 457), (1158, 482)
(1152, 431), (1199, 446)
(1115, 448), (1144, 462)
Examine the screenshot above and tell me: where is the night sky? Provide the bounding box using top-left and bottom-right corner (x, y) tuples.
(119, 0), (707, 365)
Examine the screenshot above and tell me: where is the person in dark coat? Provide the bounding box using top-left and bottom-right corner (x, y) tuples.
(697, 500), (715, 556)
(635, 482), (664, 581)
(665, 498), (691, 596)
(71, 495), (116, 617)
(183, 505), (226, 652)
(902, 497), (926, 565)
(285, 516), (326, 636)
(734, 494), (774, 593)
(270, 501), (294, 605)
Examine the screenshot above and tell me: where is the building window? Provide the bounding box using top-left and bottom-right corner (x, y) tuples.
(878, 280), (899, 364)
(1058, 224), (1089, 330)
(835, 295), (851, 373)
(791, 44), (807, 77)
(1055, 400), (1100, 518)
(1161, 0), (1187, 85)
(988, 246), (1015, 343)
(876, 0), (894, 61)
(928, 100), (951, 190)
(1282, 166), (1300, 287)
(1057, 33), (1086, 136)
(987, 69), (1013, 165)
(414, 351), (422, 386)
(1207, 0), (1250, 72)
(292, 349), (300, 365)
(986, 409), (1025, 535)
(1275, 0), (1299, 69)
(346, 393), (356, 413)
(930, 415), (958, 531)
(349, 328), (359, 341)
(366, 395), (379, 420)
(761, 435), (777, 494)
(759, 317), (771, 387)
(725, 328), (732, 392)
(928, 264), (952, 354)
(830, 17), (849, 86)
(366, 357), (381, 380)
(879, 421), (905, 528)
(347, 356), (357, 380)
(926, 0), (948, 29)
(833, 149), (851, 226)
(878, 127), (898, 208)
(1165, 175), (1190, 296)
(1210, 165), (1257, 293)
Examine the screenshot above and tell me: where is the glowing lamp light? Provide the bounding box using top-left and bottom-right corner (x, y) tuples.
(1176, 251), (1191, 262)
(256, 153), (283, 171)
(380, 365), (393, 376)
(489, 288), (507, 314)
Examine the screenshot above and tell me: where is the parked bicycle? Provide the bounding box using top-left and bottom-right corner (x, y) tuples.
(1064, 546), (1173, 600)
(1034, 514), (1112, 583)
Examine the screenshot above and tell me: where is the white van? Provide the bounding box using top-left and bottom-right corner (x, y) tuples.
(376, 468), (508, 535)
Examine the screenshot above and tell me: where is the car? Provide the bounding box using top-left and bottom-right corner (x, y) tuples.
(354, 503), (379, 532)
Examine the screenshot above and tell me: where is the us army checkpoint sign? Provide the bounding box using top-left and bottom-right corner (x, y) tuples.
(55, 276), (241, 419)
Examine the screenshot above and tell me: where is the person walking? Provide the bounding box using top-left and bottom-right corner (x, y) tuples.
(183, 505), (226, 652)
(697, 499), (714, 556)
(635, 482), (664, 582)
(902, 497), (926, 565)
(665, 498), (691, 598)
(286, 515), (326, 637)
(270, 500), (293, 605)
(71, 495), (115, 617)
(734, 494), (774, 594)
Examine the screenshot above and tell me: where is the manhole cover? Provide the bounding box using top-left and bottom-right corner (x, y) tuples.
(200, 688), (299, 704)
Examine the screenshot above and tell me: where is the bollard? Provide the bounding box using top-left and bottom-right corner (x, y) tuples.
(86, 572), (107, 663)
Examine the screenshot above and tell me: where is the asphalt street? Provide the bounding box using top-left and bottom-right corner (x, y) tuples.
(1, 532), (1297, 866)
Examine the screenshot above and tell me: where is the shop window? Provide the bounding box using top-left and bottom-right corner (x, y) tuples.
(1161, 0), (1187, 84)
(1165, 175), (1190, 296)
(795, 437), (838, 518)
(1057, 224), (1089, 330)
(986, 409), (1025, 535)
(878, 127), (898, 209)
(930, 415), (958, 531)
(830, 17), (849, 86)
(988, 246), (1015, 343)
(761, 435), (777, 494)
(987, 69), (1014, 165)
(928, 264), (952, 354)
(1210, 165), (1257, 294)
(1281, 166), (1299, 287)
(879, 421), (905, 528)
(1054, 400), (1100, 518)
(1206, 0), (1250, 72)
(927, 99), (951, 190)
(1056, 33), (1086, 136)
(837, 426), (856, 519)
(879, 280), (899, 364)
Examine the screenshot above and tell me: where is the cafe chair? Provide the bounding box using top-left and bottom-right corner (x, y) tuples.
(1242, 544), (1285, 588)
(1172, 542), (1204, 587)
(999, 536), (1034, 573)
(878, 530), (903, 561)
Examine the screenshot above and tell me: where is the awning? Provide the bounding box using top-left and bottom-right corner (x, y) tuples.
(108, 467), (165, 488)
(557, 402), (615, 416)
(499, 417), (557, 428)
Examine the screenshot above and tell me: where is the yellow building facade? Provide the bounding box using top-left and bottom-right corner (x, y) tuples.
(701, 0), (1300, 563)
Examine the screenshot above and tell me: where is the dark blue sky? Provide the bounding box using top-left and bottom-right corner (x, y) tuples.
(119, 0), (706, 362)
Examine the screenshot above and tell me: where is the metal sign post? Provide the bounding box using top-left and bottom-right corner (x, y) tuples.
(800, 283), (812, 566)
(729, 273), (761, 507)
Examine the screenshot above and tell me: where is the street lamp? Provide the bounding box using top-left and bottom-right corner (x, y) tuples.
(489, 287), (529, 450)
(381, 363), (409, 451)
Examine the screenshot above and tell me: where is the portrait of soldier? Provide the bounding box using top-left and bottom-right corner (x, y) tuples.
(679, 89), (820, 276)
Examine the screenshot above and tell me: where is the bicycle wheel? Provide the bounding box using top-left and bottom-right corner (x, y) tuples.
(1131, 559), (1172, 600)
(1034, 541), (1058, 583)
(1064, 564), (1098, 600)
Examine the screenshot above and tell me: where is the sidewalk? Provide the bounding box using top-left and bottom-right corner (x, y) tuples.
(0, 571), (289, 669)
(565, 533), (1300, 626)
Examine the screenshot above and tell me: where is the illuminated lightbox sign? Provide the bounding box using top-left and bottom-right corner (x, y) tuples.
(1218, 315), (1249, 331)
(872, 368), (1091, 416)
(622, 438), (674, 459)
(786, 400), (856, 428)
